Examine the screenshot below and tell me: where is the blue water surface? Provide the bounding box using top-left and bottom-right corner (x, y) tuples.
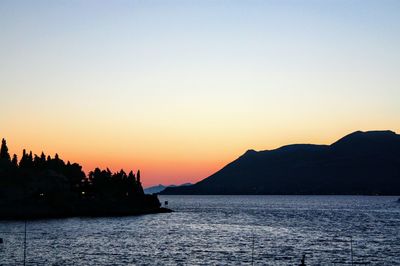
(0, 195), (399, 265)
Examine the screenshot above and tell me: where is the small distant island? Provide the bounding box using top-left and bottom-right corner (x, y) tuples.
(144, 183), (193, 194)
(161, 130), (400, 195)
(0, 138), (170, 220)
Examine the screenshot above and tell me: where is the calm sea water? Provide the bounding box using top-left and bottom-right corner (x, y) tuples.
(0, 196), (399, 265)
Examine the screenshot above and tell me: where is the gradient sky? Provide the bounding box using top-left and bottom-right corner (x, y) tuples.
(1, 0), (399, 187)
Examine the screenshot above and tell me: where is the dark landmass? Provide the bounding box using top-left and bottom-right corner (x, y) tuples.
(144, 183), (193, 194)
(0, 139), (171, 220)
(161, 130), (400, 195)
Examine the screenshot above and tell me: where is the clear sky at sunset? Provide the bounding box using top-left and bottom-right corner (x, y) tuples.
(1, 0), (399, 187)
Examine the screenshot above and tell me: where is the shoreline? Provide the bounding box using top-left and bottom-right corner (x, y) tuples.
(0, 207), (172, 221)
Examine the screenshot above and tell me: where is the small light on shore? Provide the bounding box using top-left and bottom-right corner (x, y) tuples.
(81, 191), (85, 195)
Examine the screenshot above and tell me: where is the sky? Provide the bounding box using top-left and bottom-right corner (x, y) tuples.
(0, 0), (399, 187)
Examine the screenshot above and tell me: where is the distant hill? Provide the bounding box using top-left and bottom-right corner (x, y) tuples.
(145, 185), (167, 194)
(145, 183), (192, 194)
(161, 130), (400, 195)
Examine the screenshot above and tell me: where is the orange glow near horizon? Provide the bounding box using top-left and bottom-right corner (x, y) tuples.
(1, 1), (400, 187)
(4, 137), (232, 187)
(3, 125), (399, 187)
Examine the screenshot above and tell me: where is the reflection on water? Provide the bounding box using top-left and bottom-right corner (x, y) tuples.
(0, 195), (399, 265)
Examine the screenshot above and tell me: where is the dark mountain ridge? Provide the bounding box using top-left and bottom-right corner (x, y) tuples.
(161, 130), (400, 195)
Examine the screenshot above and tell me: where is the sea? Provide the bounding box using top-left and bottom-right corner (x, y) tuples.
(0, 195), (399, 265)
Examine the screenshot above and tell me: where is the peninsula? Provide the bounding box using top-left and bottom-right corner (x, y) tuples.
(0, 138), (170, 219)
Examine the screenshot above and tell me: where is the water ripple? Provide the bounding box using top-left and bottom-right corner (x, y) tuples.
(0, 195), (399, 265)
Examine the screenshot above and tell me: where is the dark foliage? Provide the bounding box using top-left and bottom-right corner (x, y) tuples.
(0, 138), (11, 161)
(0, 139), (165, 219)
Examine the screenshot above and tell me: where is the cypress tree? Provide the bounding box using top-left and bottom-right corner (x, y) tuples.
(40, 152), (46, 162)
(28, 151), (33, 167)
(19, 149), (27, 168)
(11, 154), (18, 167)
(0, 138), (11, 161)
(137, 170), (141, 183)
(136, 170), (144, 195)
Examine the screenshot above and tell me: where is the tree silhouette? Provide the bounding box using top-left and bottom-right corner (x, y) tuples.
(28, 151), (33, 164)
(33, 154), (41, 168)
(136, 170), (144, 194)
(19, 149), (27, 168)
(0, 137), (163, 219)
(20, 150), (34, 168)
(0, 138), (11, 161)
(11, 154), (18, 167)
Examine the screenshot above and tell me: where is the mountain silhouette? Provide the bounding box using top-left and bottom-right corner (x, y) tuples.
(161, 130), (400, 195)
(144, 183), (193, 194)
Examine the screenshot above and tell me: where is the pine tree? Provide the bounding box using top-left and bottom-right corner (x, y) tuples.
(40, 152), (46, 162)
(19, 149), (27, 168)
(137, 170), (141, 183)
(0, 138), (11, 161)
(39, 152), (46, 168)
(19, 150), (33, 168)
(136, 170), (144, 195)
(33, 154), (40, 167)
(128, 170), (135, 179)
(28, 151), (33, 167)
(11, 154), (18, 167)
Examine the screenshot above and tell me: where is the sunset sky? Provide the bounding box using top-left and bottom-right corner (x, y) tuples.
(1, 0), (399, 187)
